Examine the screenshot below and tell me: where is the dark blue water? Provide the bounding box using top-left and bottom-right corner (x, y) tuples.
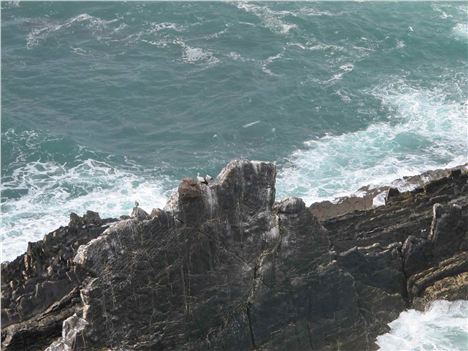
(2, 2), (467, 262)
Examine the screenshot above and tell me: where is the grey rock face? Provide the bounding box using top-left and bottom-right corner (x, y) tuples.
(45, 314), (88, 351)
(402, 235), (432, 277)
(1, 212), (116, 350)
(131, 206), (150, 221)
(429, 203), (467, 256)
(64, 160), (278, 350)
(1, 160), (467, 351)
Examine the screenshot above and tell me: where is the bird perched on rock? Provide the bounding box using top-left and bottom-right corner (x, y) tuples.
(131, 201), (149, 221)
(196, 173), (212, 185)
(197, 172), (205, 184)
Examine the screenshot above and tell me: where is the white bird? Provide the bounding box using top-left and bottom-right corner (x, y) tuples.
(197, 172), (207, 184)
(196, 173), (213, 185)
(408, 26), (414, 32)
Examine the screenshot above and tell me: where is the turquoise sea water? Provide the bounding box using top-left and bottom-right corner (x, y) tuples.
(2, 2), (468, 349)
(377, 300), (468, 351)
(2, 2), (467, 257)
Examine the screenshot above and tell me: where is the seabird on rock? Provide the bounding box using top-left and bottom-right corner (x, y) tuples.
(195, 173), (213, 185)
(197, 172), (205, 183)
(131, 200), (149, 220)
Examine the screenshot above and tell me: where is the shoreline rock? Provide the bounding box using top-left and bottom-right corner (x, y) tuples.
(310, 163), (467, 221)
(1, 160), (467, 350)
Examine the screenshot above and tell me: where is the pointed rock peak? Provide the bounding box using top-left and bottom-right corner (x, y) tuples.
(178, 178), (203, 200)
(215, 160), (277, 213)
(217, 160), (276, 186)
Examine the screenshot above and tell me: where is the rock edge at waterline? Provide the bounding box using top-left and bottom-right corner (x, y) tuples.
(2, 160), (467, 350)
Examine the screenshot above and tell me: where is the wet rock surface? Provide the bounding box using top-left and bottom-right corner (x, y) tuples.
(1, 161), (467, 351)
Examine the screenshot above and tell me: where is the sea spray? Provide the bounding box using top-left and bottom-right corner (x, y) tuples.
(1, 129), (170, 262)
(2, 2), (467, 264)
(376, 300), (468, 351)
(276, 78), (468, 204)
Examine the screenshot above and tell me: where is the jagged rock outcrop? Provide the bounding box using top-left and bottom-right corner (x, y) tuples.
(1, 161), (467, 351)
(321, 167), (468, 321)
(310, 164), (467, 221)
(1, 211), (117, 350)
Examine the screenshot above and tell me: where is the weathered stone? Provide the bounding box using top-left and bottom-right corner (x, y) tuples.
(274, 197), (305, 214)
(82, 210), (102, 226)
(1, 161), (467, 351)
(402, 235), (432, 277)
(385, 187), (401, 204)
(1, 213), (116, 350)
(428, 203), (467, 258)
(178, 178), (203, 200)
(130, 206), (150, 220)
(68, 213), (82, 227)
(45, 313), (88, 351)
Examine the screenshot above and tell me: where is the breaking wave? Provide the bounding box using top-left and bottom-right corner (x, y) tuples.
(1, 129), (170, 262)
(26, 13), (120, 49)
(276, 78), (468, 204)
(235, 2), (297, 35)
(376, 300), (468, 351)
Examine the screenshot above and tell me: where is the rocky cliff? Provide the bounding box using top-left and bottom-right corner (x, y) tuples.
(2, 160), (467, 351)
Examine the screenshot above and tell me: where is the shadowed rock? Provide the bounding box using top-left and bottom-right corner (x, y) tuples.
(1, 213), (116, 350)
(1, 160), (467, 351)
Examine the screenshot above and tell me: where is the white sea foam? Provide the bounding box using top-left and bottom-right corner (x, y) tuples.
(301, 39), (373, 67)
(304, 41), (345, 53)
(339, 63), (354, 72)
(1, 0), (20, 9)
(276, 79), (468, 204)
(323, 63), (354, 84)
(1, 130), (170, 262)
(287, 42), (306, 50)
(453, 23), (468, 39)
(294, 7), (344, 17)
(26, 13), (120, 49)
(140, 39), (168, 48)
(149, 22), (184, 33)
(227, 51), (256, 63)
(235, 2), (296, 35)
(182, 46), (219, 65)
(376, 300), (468, 351)
(172, 38), (219, 66)
(70, 47), (89, 56)
(242, 120), (261, 128)
(456, 5), (468, 16)
(261, 49), (285, 76)
(432, 4), (453, 19)
(335, 89), (352, 103)
(202, 25), (230, 40)
(396, 40), (406, 49)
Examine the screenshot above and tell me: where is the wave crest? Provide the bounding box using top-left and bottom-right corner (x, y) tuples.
(26, 13), (120, 49)
(235, 2), (296, 35)
(376, 300), (468, 351)
(276, 78), (468, 204)
(1, 129), (170, 262)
